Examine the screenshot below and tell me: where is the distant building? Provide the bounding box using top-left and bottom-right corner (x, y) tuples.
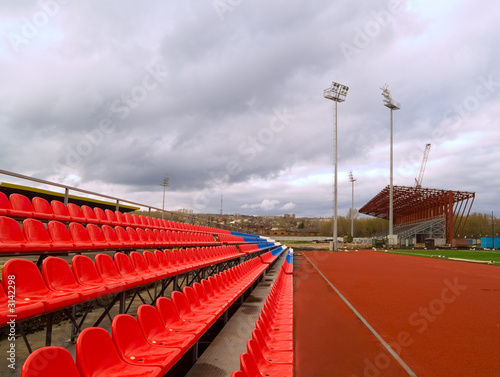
(177, 208), (194, 214)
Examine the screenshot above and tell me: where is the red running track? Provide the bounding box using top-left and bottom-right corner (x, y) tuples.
(294, 250), (500, 377)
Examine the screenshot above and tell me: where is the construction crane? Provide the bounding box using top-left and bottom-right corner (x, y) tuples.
(415, 143), (431, 188)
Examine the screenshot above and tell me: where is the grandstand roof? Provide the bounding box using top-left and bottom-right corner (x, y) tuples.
(359, 185), (475, 220)
(0, 182), (139, 212)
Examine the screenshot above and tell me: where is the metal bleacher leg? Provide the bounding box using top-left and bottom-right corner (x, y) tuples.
(45, 313), (53, 346)
(119, 291), (126, 314)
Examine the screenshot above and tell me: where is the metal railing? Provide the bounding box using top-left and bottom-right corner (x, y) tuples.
(0, 169), (240, 232)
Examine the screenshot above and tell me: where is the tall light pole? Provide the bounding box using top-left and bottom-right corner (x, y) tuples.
(381, 84), (400, 245)
(160, 174), (170, 219)
(349, 171), (356, 238)
(324, 81), (349, 251)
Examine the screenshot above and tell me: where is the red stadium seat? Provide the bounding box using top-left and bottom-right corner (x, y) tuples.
(72, 255), (125, 294)
(252, 328), (293, 363)
(42, 257), (107, 301)
(0, 192), (12, 216)
(80, 205), (99, 224)
(50, 200), (74, 222)
(137, 304), (197, 352)
(66, 203), (86, 223)
(21, 346), (81, 377)
(76, 327), (163, 377)
(246, 338), (293, 376)
(2, 259), (80, 312)
(171, 291), (216, 326)
(9, 193), (35, 218)
(32, 197), (56, 220)
(155, 297), (208, 335)
(111, 314), (182, 374)
(94, 207), (112, 225)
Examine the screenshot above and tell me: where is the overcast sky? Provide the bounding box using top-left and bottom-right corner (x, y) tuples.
(1, 0), (499, 218)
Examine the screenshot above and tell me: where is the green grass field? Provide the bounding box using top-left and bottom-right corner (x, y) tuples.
(376, 249), (500, 265)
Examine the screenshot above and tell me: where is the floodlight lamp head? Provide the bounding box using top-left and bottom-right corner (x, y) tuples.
(324, 81), (349, 102)
(380, 84), (400, 110)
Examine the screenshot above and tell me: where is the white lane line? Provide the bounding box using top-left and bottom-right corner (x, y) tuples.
(303, 254), (418, 377)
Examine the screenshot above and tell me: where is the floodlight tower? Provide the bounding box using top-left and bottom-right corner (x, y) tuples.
(160, 174), (170, 219)
(324, 81), (349, 251)
(349, 171), (357, 238)
(381, 84), (400, 245)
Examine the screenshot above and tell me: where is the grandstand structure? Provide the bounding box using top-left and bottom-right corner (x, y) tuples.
(0, 169), (294, 376)
(359, 185), (475, 246)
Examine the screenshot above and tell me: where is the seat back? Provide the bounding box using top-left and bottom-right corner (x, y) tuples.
(102, 224), (120, 243)
(47, 220), (74, 245)
(2, 259), (51, 298)
(32, 197), (55, 219)
(143, 250), (161, 270)
(95, 253), (122, 280)
(171, 290), (192, 317)
(240, 353), (262, 377)
(72, 255), (104, 286)
(105, 209), (119, 224)
(114, 252), (138, 276)
(0, 192), (12, 216)
(0, 215), (27, 247)
(183, 286), (201, 309)
(50, 200), (72, 220)
(21, 346), (81, 377)
(155, 297), (182, 327)
(76, 327), (126, 377)
(86, 223), (109, 247)
(115, 226), (132, 244)
(9, 193), (34, 215)
(23, 218), (53, 245)
(130, 251), (152, 274)
(93, 207), (109, 224)
(69, 222), (93, 244)
(67, 203), (85, 221)
(42, 256), (83, 293)
(137, 304), (167, 341)
(230, 371), (247, 377)
(111, 314), (148, 357)
(81, 205), (98, 223)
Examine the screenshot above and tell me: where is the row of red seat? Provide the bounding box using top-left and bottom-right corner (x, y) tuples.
(0, 191), (230, 234)
(0, 246), (244, 326)
(20, 256), (270, 376)
(232, 253), (294, 377)
(0, 216), (240, 254)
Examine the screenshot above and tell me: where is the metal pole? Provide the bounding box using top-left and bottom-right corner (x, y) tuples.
(389, 108), (394, 238)
(351, 177), (354, 238)
(333, 100), (338, 251)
